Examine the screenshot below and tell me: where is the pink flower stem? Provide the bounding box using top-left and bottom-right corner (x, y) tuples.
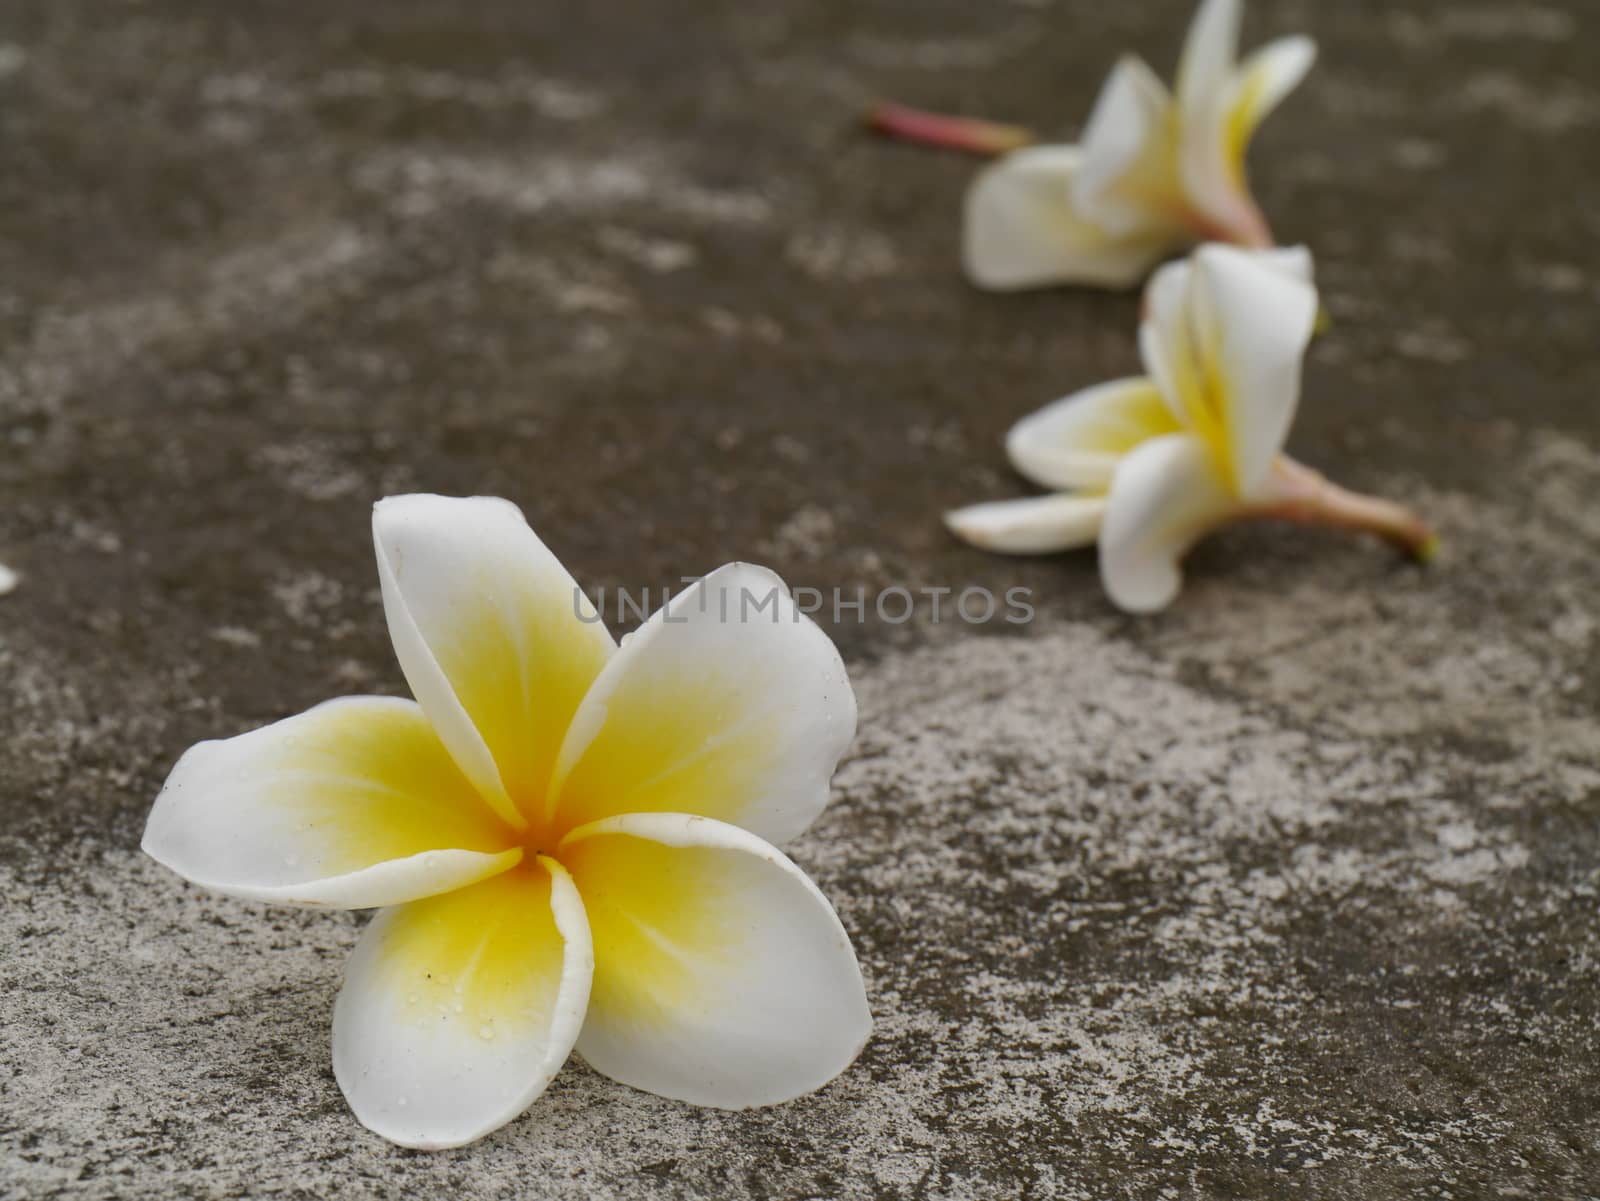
(1247, 456), (1439, 562)
(865, 103), (1036, 157)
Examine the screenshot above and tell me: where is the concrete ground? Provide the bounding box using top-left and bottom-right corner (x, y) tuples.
(2, 0), (1599, 1197)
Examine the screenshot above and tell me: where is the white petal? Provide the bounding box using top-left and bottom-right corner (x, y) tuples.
(373, 495), (617, 830)
(1138, 246), (1317, 495)
(1099, 432), (1240, 613)
(1006, 376), (1183, 490)
(963, 146), (1177, 291)
(1139, 253), (1208, 434)
(143, 697), (521, 909)
(1244, 243), (1315, 286)
(0, 562), (17, 596)
(560, 812), (870, 1109)
(1191, 243), (1318, 496)
(548, 564), (855, 847)
(945, 494), (1107, 555)
(332, 858), (593, 1149)
(1176, 0), (1241, 119)
(1141, 244), (1311, 354)
(1233, 36), (1317, 134)
(1073, 57), (1183, 236)
(1180, 34), (1316, 240)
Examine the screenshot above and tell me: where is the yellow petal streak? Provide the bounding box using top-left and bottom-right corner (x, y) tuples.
(422, 569), (613, 823)
(1223, 68), (1269, 185)
(373, 863), (570, 1037)
(279, 702), (517, 875)
(1111, 108), (1186, 221)
(550, 662), (783, 835)
(560, 828), (732, 1028)
(1163, 312), (1237, 494)
(1070, 380), (1186, 461)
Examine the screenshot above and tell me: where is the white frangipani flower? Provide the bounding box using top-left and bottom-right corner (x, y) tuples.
(144, 494), (870, 1149)
(962, 0), (1316, 290)
(947, 244), (1436, 612)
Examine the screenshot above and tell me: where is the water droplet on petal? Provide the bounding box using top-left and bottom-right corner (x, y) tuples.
(478, 1024), (495, 1041)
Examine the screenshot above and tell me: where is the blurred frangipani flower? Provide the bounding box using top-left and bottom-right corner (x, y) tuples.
(144, 494), (869, 1149)
(946, 244), (1436, 613)
(871, 0), (1316, 290)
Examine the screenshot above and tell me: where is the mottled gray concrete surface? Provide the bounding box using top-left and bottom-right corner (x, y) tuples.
(2, 1), (1599, 1197)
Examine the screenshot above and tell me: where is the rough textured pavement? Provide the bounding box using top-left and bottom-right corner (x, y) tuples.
(3, 1), (1599, 1197)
